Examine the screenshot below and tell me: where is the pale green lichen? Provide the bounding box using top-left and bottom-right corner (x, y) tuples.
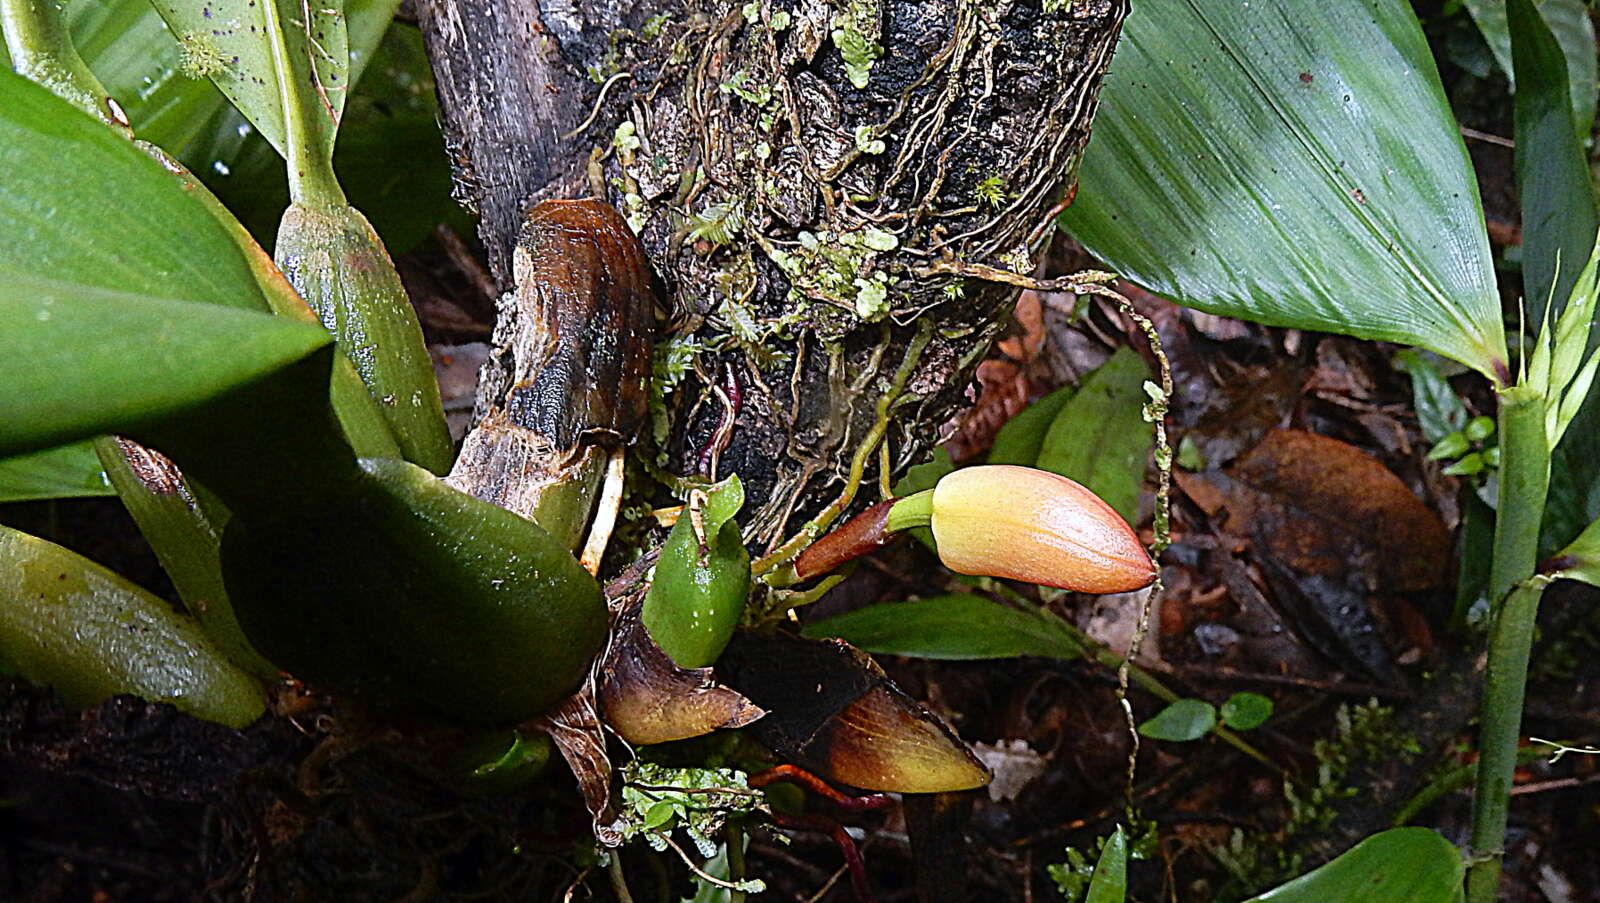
(642, 12), (671, 40)
(177, 32), (228, 79)
(854, 125), (886, 155)
(830, 1), (883, 89)
(720, 70), (773, 105)
(612, 120), (642, 154)
(769, 228), (900, 323)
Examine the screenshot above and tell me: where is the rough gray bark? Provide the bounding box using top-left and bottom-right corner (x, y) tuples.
(418, 0), (1128, 556)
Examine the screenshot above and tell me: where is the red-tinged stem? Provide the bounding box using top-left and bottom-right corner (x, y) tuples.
(793, 501), (896, 581)
(769, 811), (879, 903)
(749, 764), (894, 811)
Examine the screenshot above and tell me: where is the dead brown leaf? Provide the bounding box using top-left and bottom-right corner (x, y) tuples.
(1176, 429), (1449, 593)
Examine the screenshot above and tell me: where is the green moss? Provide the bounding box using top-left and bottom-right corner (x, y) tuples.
(1213, 701), (1422, 895)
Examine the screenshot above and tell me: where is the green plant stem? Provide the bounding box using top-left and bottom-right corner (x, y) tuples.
(885, 489), (934, 531)
(1466, 575), (1552, 903)
(258, 0), (345, 206)
(1466, 387), (1552, 903)
(607, 849), (636, 903)
(1485, 387), (1550, 605)
(1392, 742), (1556, 828)
(727, 820), (748, 903)
(0, 0), (129, 134)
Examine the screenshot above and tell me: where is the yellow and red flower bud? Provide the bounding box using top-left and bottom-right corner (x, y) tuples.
(929, 465), (1155, 593)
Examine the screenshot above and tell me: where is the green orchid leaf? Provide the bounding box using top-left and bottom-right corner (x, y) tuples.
(1060, 0), (1507, 381)
(643, 476), (751, 668)
(1085, 826), (1128, 903)
(0, 525), (266, 729)
(1137, 698), (1216, 742)
(0, 64), (398, 460)
(987, 383), (1076, 466)
(0, 278), (331, 460)
(1035, 348), (1150, 524)
(146, 0), (349, 169)
(0, 442), (113, 503)
(0, 70), (269, 311)
(94, 437), (277, 677)
(803, 593), (1083, 661)
(188, 18), (457, 252)
(1509, 0), (1598, 325)
(1245, 828), (1464, 903)
(1464, 0), (1596, 136)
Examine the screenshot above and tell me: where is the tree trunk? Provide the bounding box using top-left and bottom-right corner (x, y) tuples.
(417, 0), (1128, 545)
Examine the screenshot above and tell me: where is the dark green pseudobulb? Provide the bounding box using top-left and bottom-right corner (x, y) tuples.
(223, 457), (607, 726)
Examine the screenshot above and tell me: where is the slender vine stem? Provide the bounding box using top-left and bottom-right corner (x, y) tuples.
(990, 585), (1277, 771)
(1465, 387), (1551, 903)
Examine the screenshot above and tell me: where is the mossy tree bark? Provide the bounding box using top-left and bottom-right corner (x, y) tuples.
(417, 0), (1128, 549)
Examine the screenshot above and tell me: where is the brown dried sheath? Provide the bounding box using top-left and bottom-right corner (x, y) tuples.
(447, 200), (656, 545)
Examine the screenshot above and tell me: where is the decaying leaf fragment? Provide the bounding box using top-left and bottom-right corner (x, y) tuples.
(599, 599), (765, 747)
(717, 631), (991, 793)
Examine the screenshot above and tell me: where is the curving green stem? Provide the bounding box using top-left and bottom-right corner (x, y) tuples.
(0, 0), (129, 134)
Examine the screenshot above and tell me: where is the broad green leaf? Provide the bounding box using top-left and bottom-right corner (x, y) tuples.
(0, 69), (398, 462)
(147, 0), (350, 167)
(0, 524), (265, 729)
(0, 442), (112, 502)
(0, 278), (332, 459)
(1246, 828), (1464, 903)
(643, 476), (751, 668)
(987, 383), (1076, 466)
(0, 0), (404, 205)
(1509, 0), (1598, 325)
(803, 593), (1083, 661)
(1219, 691), (1274, 731)
(1137, 698), (1216, 742)
(0, 70), (268, 311)
(1085, 826), (1128, 903)
(1464, 0), (1597, 136)
(1035, 348), (1150, 523)
(1060, 0), (1507, 381)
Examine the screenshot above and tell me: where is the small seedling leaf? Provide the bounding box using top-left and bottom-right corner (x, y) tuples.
(1219, 692), (1274, 730)
(1137, 698), (1217, 742)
